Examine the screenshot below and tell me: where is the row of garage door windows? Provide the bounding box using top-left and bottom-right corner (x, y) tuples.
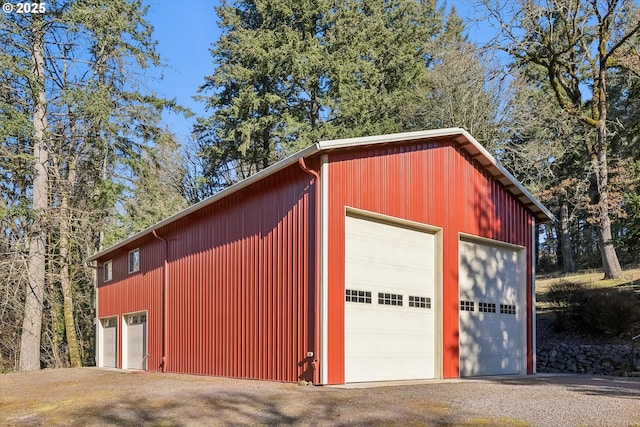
(461, 300), (517, 315)
(346, 289), (431, 308)
(103, 314), (146, 328)
(345, 289), (517, 316)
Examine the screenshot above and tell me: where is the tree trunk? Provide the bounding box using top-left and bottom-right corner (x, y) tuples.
(19, 15), (48, 371)
(58, 53), (83, 368)
(559, 203), (576, 273)
(594, 140), (622, 279)
(60, 181), (82, 367)
(593, 66), (622, 280)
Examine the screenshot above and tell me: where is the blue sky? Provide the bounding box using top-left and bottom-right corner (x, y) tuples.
(145, 0), (221, 147)
(144, 0), (492, 148)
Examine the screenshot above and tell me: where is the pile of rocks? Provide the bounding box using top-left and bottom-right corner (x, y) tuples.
(536, 342), (638, 376)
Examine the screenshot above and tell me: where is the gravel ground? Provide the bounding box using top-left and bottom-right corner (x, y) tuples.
(1, 368), (639, 426)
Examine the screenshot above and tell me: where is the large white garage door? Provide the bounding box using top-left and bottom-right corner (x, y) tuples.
(344, 215), (437, 383)
(125, 313), (147, 370)
(101, 317), (117, 368)
(459, 239), (524, 376)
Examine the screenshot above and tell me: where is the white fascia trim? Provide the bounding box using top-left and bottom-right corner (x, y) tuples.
(455, 129), (554, 222)
(318, 127), (466, 150)
(319, 128), (553, 222)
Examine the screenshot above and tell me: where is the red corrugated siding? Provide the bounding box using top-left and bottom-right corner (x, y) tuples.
(97, 236), (163, 370)
(97, 164), (316, 382)
(97, 136), (537, 384)
(325, 141), (535, 383)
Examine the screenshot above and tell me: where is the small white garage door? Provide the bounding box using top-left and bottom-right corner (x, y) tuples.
(459, 239), (524, 376)
(125, 313), (147, 370)
(101, 317), (117, 368)
(344, 215), (437, 383)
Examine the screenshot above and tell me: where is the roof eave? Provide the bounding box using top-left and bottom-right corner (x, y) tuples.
(453, 129), (554, 224)
(85, 143), (321, 262)
(87, 127), (554, 262)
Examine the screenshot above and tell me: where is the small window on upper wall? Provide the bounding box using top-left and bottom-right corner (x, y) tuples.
(128, 249), (140, 274)
(104, 260), (113, 282)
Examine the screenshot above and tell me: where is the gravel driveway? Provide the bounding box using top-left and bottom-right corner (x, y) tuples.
(1, 368), (639, 426)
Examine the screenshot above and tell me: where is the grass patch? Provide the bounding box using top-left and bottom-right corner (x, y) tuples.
(536, 268), (640, 294)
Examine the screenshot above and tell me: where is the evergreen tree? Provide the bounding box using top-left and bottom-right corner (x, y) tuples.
(194, 0), (330, 192)
(104, 131), (188, 247)
(0, 0), (181, 370)
(195, 0), (443, 194)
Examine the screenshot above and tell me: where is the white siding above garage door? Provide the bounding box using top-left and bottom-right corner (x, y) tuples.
(458, 238), (525, 377)
(344, 213), (439, 383)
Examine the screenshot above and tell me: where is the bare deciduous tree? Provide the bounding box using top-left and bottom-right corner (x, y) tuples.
(483, 0), (640, 278)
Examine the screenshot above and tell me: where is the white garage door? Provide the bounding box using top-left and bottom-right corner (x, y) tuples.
(126, 313), (147, 370)
(344, 215), (436, 383)
(459, 239), (523, 376)
(101, 317), (117, 368)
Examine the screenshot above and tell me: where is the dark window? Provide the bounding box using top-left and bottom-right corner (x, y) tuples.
(128, 249), (140, 274)
(478, 302), (496, 313)
(345, 289), (372, 304)
(104, 260), (112, 282)
(409, 295), (431, 309)
(378, 292), (403, 306)
(500, 304), (516, 315)
(460, 300), (474, 312)
(129, 314), (147, 324)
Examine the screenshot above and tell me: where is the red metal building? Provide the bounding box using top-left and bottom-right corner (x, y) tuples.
(88, 128), (552, 384)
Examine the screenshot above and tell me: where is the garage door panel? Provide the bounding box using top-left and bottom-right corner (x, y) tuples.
(459, 240), (522, 377)
(126, 313), (147, 370)
(101, 317), (117, 368)
(345, 215), (436, 383)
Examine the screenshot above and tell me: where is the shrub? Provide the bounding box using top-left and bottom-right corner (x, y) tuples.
(574, 287), (640, 337)
(547, 280), (585, 332)
(547, 280), (640, 337)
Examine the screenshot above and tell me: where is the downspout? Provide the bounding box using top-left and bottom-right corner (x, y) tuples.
(531, 218), (537, 375)
(152, 230), (168, 372)
(299, 156), (321, 385)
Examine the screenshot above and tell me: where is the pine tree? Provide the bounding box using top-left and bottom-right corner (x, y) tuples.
(1, 0), (180, 370)
(195, 0), (443, 194)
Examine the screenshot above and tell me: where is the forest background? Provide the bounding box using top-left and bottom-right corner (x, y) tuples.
(1, 0), (639, 371)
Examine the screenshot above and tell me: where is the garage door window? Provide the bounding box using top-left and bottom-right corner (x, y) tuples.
(378, 292), (403, 306)
(500, 304), (516, 315)
(129, 314), (146, 324)
(478, 302), (496, 313)
(409, 296), (431, 309)
(346, 289), (372, 304)
(460, 300), (475, 311)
